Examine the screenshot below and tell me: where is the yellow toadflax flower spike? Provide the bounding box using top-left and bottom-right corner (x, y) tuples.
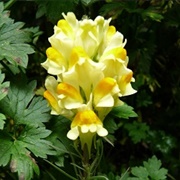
(41, 12), (137, 156)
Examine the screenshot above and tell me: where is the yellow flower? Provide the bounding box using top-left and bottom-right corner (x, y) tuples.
(43, 76), (60, 115)
(62, 58), (104, 102)
(44, 76), (75, 118)
(57, 82), (83, 109)
(41, 13), (112, 75)
(118, 71), (137, 96)
(42, 12), (137, 149)
(67, 110), (108, 156)
(44, 90), (60, 114)
(41, 47), (67, 75)
(69, 46), (89, 68)
(93, 77), (120, 120)
(93, 77), (120, 107)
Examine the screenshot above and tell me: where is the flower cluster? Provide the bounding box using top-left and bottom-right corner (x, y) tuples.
(42, 12), (136, 153)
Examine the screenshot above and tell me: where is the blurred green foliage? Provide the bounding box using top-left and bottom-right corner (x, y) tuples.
(0, 0), (180, 179)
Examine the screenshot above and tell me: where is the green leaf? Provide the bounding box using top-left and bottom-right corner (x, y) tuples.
(81, 0), (92, 6)
(0, 76), (55, 179)
(0, 132), (40, 180)
(110, 104), (137, 119)
(0, 113), (6, 129)
(0, 133), (13, 166)
(148, 130), (176, 154)
(128, 156), (168, 180)
(143, 156), (168, 180)
(103, 116), (119, 145)
(131, 167), (149, 179)
(142, 9), (164, 22)
(0, 77), (51, 127)
(35, 0), (77, 23)
(136, 90), (152, 107)
(10, 153), (40, 180)
(80, 0), (98, 6)
(48, 115), (74, 153)
(18, 126), (55, 158)
(0, 71), (9, 101)
(100, 2), (124, 17)
(0, 2), (34, 68)
(104, 116), (118, 134)
(0, 125), (54, 179)
(124, 121), (150, 144)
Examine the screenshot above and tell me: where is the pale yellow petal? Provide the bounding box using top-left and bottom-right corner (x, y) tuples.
(81, 125), (89, 133)
(67, 127), (79, 140)
(97, 125), (108, 137)
(96, 94), (114, 107)
(89, 124), (97, 133)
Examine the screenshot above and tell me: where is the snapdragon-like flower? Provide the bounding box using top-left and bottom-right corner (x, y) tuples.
(67, 110), (108, 156)
(42, 12), (136, 154)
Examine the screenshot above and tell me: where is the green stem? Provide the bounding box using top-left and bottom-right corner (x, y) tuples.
(89, 176), (109, 180)
(120, 167), (130, 180)
(82, 144), (91, 180)
(44, 159), (78, 180)
(90, 140), (103, 174)
(80, 139), (104, 180)
(70, 153), (82, 179)
(4, 0), (17, 10)
(45, 170), (57, 180)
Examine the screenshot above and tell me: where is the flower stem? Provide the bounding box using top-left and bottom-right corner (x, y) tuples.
(44, 159), (78, 180)
(81, 139), (104, 180)
(82, 144), (91, 180)
(4, 0), (17, 10)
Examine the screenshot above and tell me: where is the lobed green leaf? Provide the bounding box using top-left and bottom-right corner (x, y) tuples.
(124, 121), (150, 144)
(0, 77), (50, 127)
(35, 0), (77, 23)
(143, 156), (168, 180)
(128, 156), (168, 180)
(18, 126), (54, 158)
(0, 77), (54, 179)
(0, 113), (6, 129)
(110, 104), (137, 119)
(0, 2), (34, 68)
(0, 133), (13, 166)
(0, 71), (10, 101)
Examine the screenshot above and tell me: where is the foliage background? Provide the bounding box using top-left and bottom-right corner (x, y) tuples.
(0, 0), (180, 179)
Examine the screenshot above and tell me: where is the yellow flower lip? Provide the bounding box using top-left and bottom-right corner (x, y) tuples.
(57, 82), (83, 101)
(71, 110), (102, 128)
(69, 46), (89, 68)
(57, 19), (73, 35)
(121, 71), (133, 84)
(46, 47), (64, 63)
(67, 110), (108, 141)
(105, 47), (127, 61)
(116, 48), (127, 60)
(44, 90), (60, 113)
(107, 25), (116, 37)
(94, 77), (116, 97)
(67, 110), (108, 158)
